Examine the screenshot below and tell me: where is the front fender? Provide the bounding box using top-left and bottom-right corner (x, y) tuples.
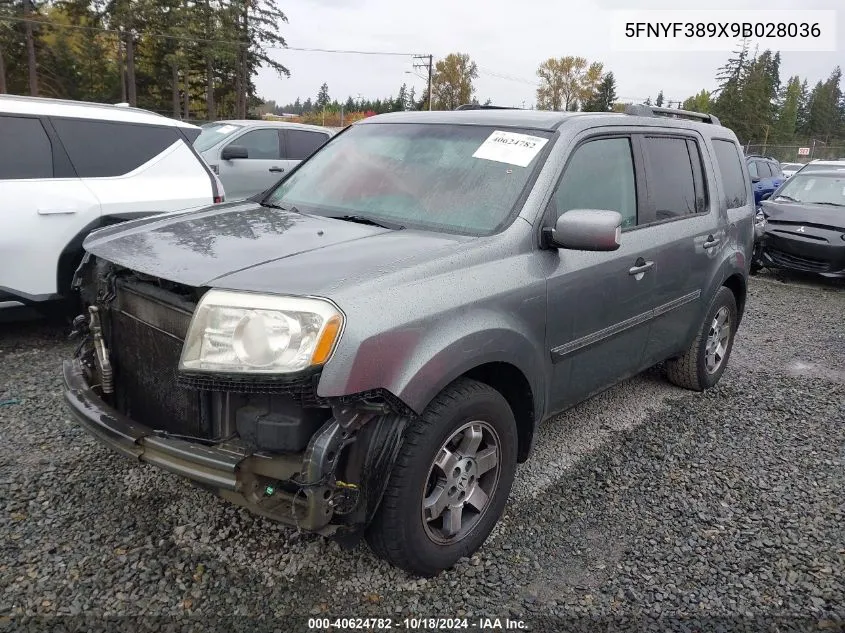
(317, 310), (546, 420)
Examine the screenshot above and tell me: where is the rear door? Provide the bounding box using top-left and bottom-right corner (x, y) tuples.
(281, 128), (332, 173)
(637, 132), (724, 365)
(0, 114), (100, 300)
(217, 127), (285, 200)
(50, 116), (214, 216)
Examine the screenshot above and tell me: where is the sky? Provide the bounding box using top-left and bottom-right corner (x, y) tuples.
(254, 0), (844, 109)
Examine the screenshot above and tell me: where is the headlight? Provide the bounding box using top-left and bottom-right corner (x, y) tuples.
(755, 210), (767, 227)
(179, 290), (344, 374)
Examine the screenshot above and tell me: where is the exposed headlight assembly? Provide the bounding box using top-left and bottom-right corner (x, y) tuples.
(755, 210), (767, 228)
(179, 290), (344, 374)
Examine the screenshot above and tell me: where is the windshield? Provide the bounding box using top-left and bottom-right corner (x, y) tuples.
(264, 122), (552, 235)
(781, 163), (803, 171)
(775, 173), (845, 206)
(194, 123), (244, 152)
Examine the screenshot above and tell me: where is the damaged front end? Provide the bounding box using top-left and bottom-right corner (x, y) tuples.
(63, 255), (410, 540)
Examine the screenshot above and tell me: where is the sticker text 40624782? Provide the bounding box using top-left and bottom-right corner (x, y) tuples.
(472, 130), (549, 168)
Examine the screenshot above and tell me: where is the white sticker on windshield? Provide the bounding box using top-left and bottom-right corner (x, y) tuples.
(472, 130), (549, 167)
(216, 124), (237, 134)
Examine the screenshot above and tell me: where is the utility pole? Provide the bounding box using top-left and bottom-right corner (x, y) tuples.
(413, 54), (433, 110)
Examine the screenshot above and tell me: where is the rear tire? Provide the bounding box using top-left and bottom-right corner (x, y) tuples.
(366, 378), (517, 576)
(666, 286), (738, 391)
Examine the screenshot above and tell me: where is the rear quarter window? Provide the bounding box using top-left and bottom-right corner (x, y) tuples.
(711, 139), (748, 208)
(51, 118), (182, 177)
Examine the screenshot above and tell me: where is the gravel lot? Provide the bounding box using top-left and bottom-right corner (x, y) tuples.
(2, 272), (844, 632)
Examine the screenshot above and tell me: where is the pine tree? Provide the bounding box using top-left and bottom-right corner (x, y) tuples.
(581, 72), (617, 112)
(655, 90), (664, 107)
(316, 83), (330, 109)
(773, 76), (801, 142)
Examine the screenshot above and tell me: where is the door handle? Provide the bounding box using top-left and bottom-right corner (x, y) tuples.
(703, 236), (721, 249)
(628, 260), (654, 275)
(37, 207), (78, 215)
(269, 166), (284, 173)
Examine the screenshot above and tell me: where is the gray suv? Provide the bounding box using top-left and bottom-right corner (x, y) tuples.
(64, 105), (754, 576)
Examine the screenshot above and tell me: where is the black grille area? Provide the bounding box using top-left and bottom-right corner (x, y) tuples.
(108, 284), (205, 436)
(765, 248), (831, 273)
(177, 371), (323, 404)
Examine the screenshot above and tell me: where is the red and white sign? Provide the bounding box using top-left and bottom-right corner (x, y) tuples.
(797, 147), (810, 156)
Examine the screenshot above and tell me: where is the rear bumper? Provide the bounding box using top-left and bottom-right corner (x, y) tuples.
(62, 359), (339, 533)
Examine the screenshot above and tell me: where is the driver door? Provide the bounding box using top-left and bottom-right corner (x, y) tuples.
(217, 127), (284, 200)
(544, 134), (658, 414)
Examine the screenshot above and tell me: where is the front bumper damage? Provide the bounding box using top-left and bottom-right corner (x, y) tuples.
(755, 229), (845, 277)
(63, 358), (388, 536)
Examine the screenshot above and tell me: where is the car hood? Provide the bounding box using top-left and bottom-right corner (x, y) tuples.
(761, 199), (845, 230)
(82, 201), (472, 294)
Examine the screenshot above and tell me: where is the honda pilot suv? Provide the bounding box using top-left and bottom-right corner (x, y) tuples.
(64, 105), (753, 576)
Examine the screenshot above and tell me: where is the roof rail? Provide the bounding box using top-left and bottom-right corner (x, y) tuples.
(455, 104), (522, 111)
(625, 104), (720, 126)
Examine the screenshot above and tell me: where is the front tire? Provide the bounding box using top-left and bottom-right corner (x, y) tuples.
(665, 286), (738, 391)
(366, 378), (517, 576)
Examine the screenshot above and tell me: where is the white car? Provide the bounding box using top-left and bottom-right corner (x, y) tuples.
(794, 159), (845, 175)
(0, 95), (224, 314)
(779, 162), (805, 178)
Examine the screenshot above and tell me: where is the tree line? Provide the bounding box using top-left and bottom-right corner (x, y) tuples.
(0, 0), (289, 119)
(1, 5), (842, 149)
(683, 42), (843, 147)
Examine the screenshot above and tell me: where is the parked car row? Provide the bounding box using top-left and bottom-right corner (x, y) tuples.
(0, 96), (335, 316)
(61, 102), (755, 576)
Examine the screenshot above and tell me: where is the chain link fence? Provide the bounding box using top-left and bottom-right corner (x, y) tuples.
(743, 142), (845, 163)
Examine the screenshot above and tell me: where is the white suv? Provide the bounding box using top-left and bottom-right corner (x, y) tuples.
(0, 95), (224, 313)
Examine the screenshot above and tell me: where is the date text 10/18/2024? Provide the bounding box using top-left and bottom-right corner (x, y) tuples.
(308, 617), (528, 630)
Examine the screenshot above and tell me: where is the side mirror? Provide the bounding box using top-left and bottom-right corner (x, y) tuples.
(221, 145), (249, 160)
(760, 192), (772, 201)
(751, 176), (760, 183)
(543, 209), (623, 251)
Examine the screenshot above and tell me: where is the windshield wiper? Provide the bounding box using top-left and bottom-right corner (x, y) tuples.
(261, 201), (301, 213)
(329, 215), (405, 230)
(813, 202), (845, 207)
(774, 194), (799, 202)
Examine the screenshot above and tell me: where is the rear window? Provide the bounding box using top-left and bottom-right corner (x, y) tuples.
(285, 129), (329, 160)
(640, 136), (702, 220)
(0, 115), (53, 180)
(51, 118), (182, 177)
(712, 139), (748, 208)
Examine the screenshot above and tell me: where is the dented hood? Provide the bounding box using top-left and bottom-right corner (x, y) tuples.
(82, 201), (470, 295)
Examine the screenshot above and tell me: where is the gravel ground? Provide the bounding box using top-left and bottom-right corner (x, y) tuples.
(1, 272), (843, 632)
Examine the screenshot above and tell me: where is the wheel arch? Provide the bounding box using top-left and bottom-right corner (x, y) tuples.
(721, 272), (747, 324)
(55, 214), (155, 298)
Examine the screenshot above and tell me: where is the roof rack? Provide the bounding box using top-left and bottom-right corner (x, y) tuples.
(624, 104), (720, 126)
(455, 104), (522, 111)
(745, 154), (778, 161)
